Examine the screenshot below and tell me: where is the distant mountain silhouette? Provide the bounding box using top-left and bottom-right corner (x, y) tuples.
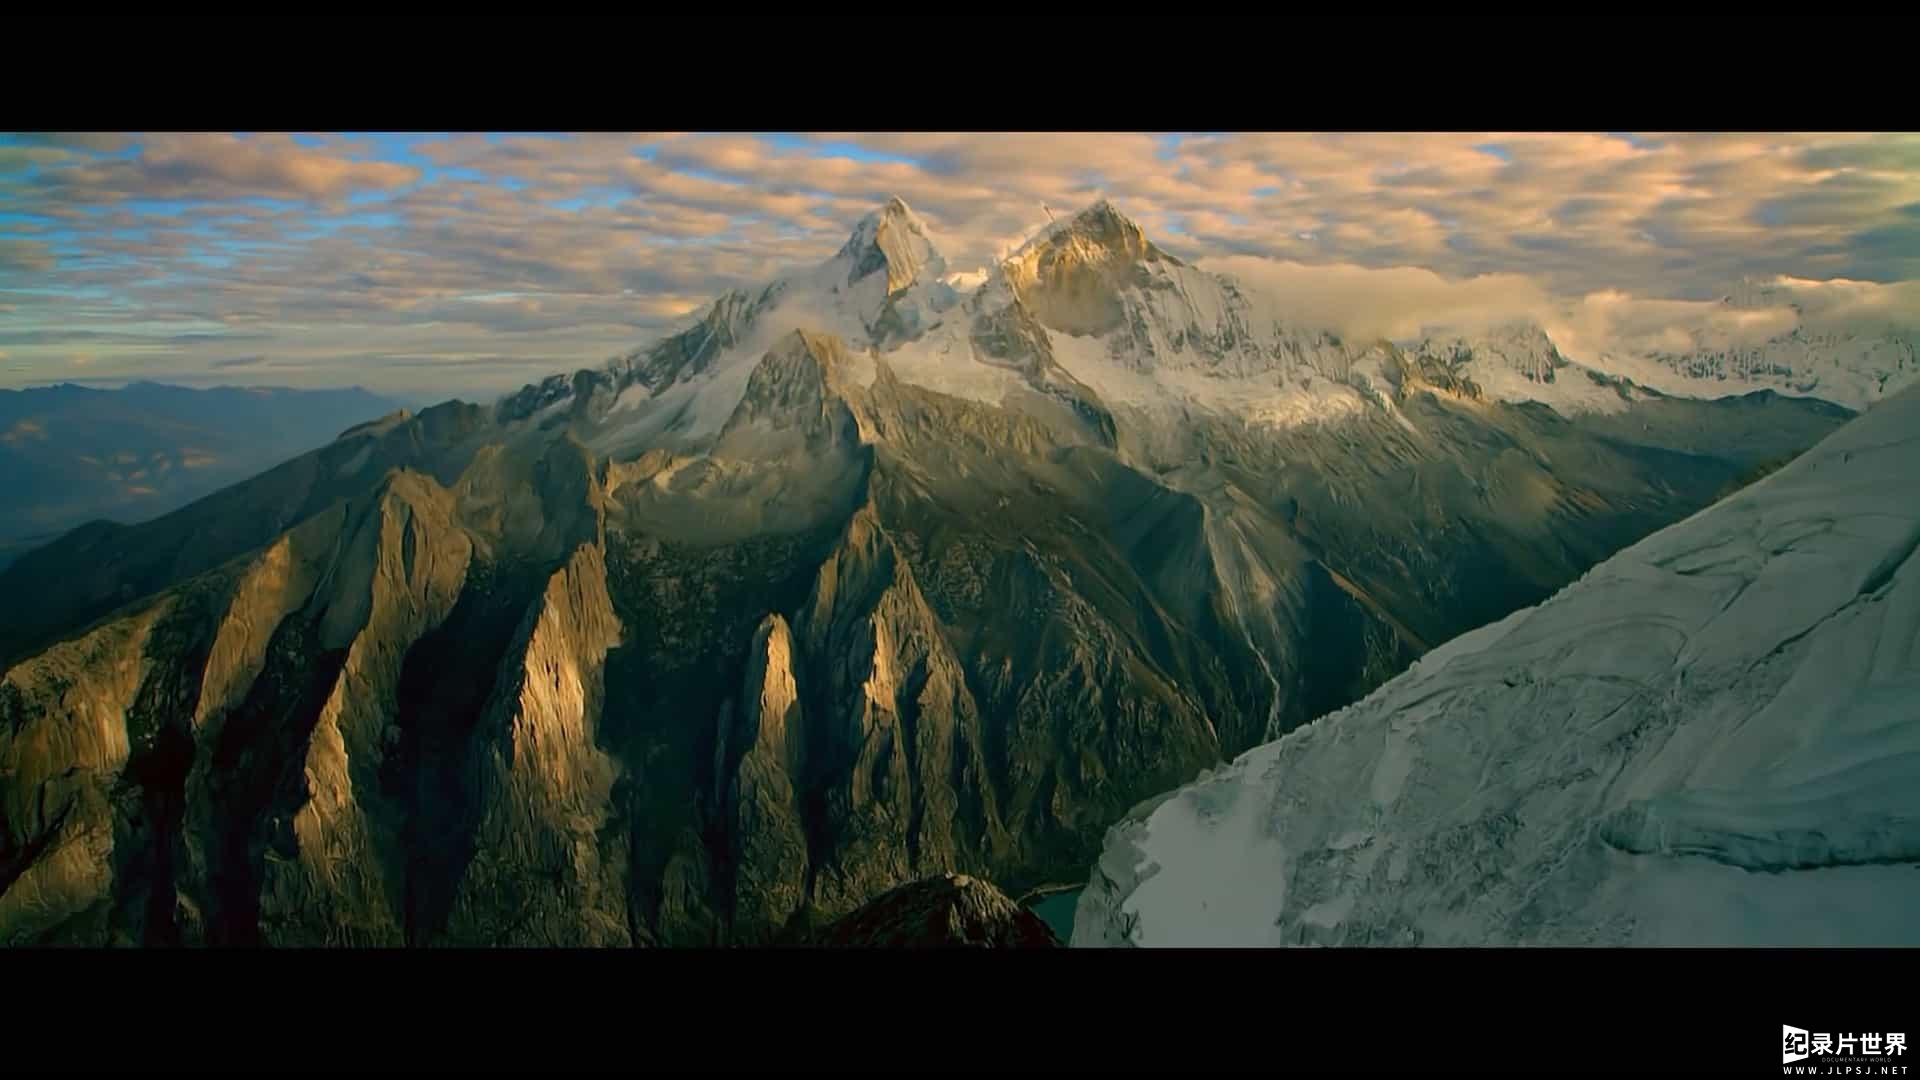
(0, 381), (407, 568)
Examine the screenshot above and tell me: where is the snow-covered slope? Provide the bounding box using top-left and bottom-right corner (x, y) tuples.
(1403, 323), (1640, 417)
(1074, 384), (1920, 948)
(1574, 280), (1919, 412)
(993, 201), (1376, 431)
(1597, 330), (1915, 413)
(505, 197), (963, 457)
(1005, 201), (1350, 378)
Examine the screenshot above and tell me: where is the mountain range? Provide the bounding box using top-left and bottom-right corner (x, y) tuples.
(0, 382), (410, 570)
(0, 197), (1893, 946)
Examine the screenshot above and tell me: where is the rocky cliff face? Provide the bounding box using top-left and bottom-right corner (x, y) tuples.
(716, 613), (811, 933)
(0, 199), (1862, 947)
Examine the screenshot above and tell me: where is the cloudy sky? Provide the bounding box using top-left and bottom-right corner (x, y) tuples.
(3, 131), (1916, 400)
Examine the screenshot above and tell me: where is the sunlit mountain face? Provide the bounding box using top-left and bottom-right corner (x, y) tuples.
(0, 193), (1869, 946)
(2, 130), (1914, 949)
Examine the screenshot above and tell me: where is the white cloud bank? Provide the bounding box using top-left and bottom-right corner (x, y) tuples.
(1202, 254), (1920, 365)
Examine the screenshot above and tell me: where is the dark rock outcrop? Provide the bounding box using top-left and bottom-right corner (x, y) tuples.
(816, 873), (1061, 948)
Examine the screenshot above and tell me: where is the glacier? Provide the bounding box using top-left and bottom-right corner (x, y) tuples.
(1073, 382), (1920, 948)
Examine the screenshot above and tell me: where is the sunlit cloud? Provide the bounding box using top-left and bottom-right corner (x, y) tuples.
(1, 131), (1915, 396)
(1202, 258), (1558, 343)
(0, 238), (55, 272)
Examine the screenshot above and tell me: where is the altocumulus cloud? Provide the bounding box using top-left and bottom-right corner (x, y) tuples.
(0, 131), (1915, 395)
(0, 238), (55, 272)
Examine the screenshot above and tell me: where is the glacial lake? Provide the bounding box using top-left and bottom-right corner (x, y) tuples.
(1030, 889), (1082, 943)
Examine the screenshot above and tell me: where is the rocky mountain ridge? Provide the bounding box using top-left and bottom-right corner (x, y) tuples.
(0, 198), (1865, 946)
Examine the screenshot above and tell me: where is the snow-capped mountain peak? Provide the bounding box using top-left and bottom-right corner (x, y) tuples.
(1592, 286), (1916, 412)
(496, 192), (1915, 464)
(835, 195), (946, 297)
(1376, 319), (1657, 417)
(1408, 321), (1567, 390)
(1007, 197), (1165, 274)
(998, 197), (1201, 350)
